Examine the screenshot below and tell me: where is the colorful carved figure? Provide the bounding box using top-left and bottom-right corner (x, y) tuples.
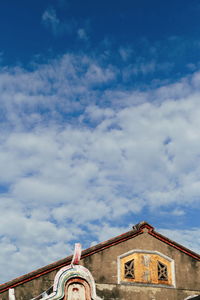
(46, 263), (101, 300)
(27, 244), (102, 300)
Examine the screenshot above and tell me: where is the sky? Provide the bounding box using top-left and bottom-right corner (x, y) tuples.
(0, 0), (200, 283)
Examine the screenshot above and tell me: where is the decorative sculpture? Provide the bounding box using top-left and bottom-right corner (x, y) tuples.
(30, 243), (102, 300)
(9, 289), (15, 300)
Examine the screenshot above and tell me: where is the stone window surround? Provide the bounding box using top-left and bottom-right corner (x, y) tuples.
(117, 249), (176, 288)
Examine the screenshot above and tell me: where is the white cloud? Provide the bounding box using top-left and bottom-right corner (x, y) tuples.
(77, 28), (88, 41)
(42, 7), (76, 36)
(119, 47), (132, 62)
(0, 53), (200, 282)
(42, 7), (60, 35)
(171, 209), (185, 216)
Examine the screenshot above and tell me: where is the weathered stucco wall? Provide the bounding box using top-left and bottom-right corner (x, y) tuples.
(0, 230), (199, 299)
(96, 283), (200, 300)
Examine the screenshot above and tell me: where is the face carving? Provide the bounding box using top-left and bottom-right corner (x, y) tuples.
(66, 283), (86, 300)
(64, 278), (91, 300)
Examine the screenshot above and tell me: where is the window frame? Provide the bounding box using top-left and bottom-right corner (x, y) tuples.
(124, 259), (135, 279)
(117, 249), (176, 288)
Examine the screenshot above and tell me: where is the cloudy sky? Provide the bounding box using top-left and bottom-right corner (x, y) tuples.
(0, 0), (200, 283)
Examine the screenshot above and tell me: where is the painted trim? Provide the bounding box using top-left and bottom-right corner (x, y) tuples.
(149, 231), (200, 261)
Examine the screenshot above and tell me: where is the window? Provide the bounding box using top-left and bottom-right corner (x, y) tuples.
(157, 261), (168, 281)
(124, 259), (135, 279)
(118, 250), (175, 287)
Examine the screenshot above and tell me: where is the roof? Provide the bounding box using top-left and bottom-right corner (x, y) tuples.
(0, 221), (199, 293)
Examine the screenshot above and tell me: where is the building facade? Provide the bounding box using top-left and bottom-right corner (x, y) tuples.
(0, 221), (199, 300)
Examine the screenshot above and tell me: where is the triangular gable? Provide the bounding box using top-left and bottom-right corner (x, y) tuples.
(0, 221), (199, 294)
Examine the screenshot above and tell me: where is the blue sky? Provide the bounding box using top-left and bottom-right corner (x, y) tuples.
(0, 0), (200, 283)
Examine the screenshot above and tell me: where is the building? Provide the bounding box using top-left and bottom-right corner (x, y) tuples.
(0, 221), (199, 299)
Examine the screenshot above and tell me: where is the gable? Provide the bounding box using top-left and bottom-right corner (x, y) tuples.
(0, 222), (199, 300)
(81, 227), (200, 291)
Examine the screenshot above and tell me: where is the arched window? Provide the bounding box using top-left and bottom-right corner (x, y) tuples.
(118, 250), (175, 287)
